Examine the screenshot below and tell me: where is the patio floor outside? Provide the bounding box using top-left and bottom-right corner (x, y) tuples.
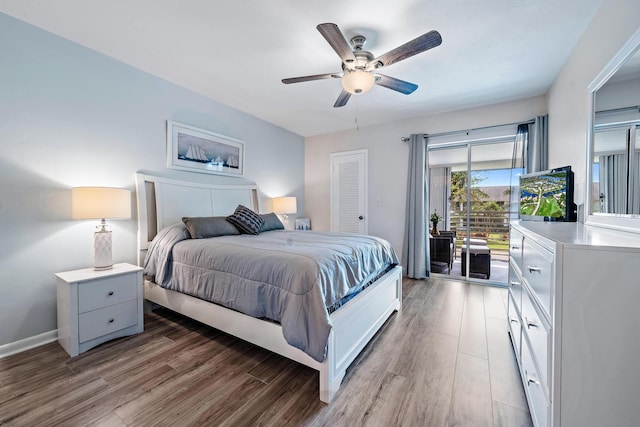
(435, 247), (509, 285)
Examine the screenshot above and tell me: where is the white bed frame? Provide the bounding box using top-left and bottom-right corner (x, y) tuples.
(135, 172), (402, 403)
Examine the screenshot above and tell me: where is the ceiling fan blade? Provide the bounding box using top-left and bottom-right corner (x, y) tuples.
(317, 23), (357, 65)
(368, 30), (442, 69)
(334, 89), (351, 107)
(374, 74), (418, 94)
(282, 73), (341, 84)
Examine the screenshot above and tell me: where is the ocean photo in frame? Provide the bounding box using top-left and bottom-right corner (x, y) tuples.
(166, 120), (244, 177)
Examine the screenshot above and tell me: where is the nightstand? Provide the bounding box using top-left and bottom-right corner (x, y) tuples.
(56, 263), (143, 357)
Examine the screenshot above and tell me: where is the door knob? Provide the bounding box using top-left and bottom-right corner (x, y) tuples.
(358, 215), (364, 220)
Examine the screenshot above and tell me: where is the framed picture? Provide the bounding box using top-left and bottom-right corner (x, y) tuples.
(295, 218), (311, 231)
(166, 120), (244, 177)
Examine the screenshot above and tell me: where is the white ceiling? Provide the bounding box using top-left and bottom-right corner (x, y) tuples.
(0, 0), (604, 137)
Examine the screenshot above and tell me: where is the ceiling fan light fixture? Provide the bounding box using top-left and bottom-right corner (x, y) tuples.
(342, 70), (375, 94)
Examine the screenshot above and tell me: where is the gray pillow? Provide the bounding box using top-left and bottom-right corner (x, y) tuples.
(259, 213), (285, 232)
(226, 205), (264, 235)
(182, 216), (240, 239)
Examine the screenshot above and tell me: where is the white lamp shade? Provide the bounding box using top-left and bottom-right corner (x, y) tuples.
(272, 196), (297, 214)
(342, 70), (375, 94)
(72, 187), (131, 220)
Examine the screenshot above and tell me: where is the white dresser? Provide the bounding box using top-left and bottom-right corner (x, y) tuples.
(56, 263), (143, 357)
(508, 221), (640, 427)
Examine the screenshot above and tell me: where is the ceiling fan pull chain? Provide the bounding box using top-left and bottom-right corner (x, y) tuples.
(355, 97), (360, 131)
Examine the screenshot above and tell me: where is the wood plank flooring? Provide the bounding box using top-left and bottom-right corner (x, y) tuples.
(0, 278), (532, 426)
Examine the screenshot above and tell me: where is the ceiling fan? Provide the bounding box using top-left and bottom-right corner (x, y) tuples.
(282, 23), (442, 107)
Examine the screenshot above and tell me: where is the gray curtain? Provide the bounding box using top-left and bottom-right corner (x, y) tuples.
(403, 134), (429, 279)
(512, 124), (528, 169)
(510, 124), (529, 220)
(599, 154), (628, 214)
(527, 115), (548, 173)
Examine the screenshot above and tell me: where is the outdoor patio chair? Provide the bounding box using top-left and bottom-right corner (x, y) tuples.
(461, 244), (491, 279)
(430, 235), (454, 273)
(438, 230), (456, 259)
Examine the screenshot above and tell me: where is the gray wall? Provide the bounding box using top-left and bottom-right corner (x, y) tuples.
(0, 13), (305, 347)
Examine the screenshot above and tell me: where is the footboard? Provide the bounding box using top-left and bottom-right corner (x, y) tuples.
(320, 265), (402, 402)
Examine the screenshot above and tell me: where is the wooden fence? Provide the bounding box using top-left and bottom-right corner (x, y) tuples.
(447, 210), (518, 254)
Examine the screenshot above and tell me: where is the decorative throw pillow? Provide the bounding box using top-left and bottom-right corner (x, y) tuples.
(258, 213), (285, 232)
(226, 205), (264, 235)
(182, 216), (240, 239)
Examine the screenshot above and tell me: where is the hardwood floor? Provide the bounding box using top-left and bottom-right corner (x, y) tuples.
(0, 278), (532, 426)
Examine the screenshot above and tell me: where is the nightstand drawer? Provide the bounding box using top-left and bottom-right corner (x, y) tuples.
(78, 299), (138, 342)
(78, 274), (137, 313)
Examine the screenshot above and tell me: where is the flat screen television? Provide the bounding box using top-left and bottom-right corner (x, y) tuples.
(519, 166), (577, 222)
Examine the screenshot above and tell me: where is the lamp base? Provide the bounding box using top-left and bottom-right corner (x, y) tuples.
(280, 214), (292, 230)
(94, 230), (113, 270)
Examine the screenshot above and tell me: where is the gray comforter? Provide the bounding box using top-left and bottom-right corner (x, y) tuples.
(144, 224), (398, 362)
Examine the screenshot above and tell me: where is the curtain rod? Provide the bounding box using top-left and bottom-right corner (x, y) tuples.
(400, 118), (535, 141)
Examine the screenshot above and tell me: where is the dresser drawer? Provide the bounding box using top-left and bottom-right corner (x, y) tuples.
(507, 293), (522, 361)
(509, 228), (524, 271)
(521, 337), (549, 427)
(78, 274), (137, 313)
(78, 299), (138, 343)
(522, 238), (554, 317)
(521, 285), (551, 394)
(508, 260), (523, 312)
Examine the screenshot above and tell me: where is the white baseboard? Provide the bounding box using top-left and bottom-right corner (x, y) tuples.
(0, 330), (58, 359)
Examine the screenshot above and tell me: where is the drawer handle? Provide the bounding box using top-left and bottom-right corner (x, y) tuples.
(108, 318), (115, 324)
(510, 281), (520, 288)
(511, 245), (520, 250)
(527, 266), (542, 273)
(108, 291), (114, 296)
(525, 316), (538, 329)
(509, 317), (519, 324)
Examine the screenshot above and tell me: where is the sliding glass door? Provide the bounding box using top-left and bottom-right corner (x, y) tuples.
(428, 139), (521, 285)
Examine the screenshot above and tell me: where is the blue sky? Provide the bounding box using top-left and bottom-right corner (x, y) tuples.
(473, 168), (523, 186)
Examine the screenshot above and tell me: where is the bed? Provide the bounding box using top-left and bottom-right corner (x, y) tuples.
(135, 172), (402, 403)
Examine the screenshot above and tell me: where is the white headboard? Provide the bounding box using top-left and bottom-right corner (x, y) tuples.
(135, 172), (259, 266)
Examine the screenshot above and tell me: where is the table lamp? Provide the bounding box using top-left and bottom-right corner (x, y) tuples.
(72, 187), (131, 270)
(272, 196), (297, 229)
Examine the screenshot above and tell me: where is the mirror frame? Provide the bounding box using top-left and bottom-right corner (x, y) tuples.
(585, 27), (640, 233)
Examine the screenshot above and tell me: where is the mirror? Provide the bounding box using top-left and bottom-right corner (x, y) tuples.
(592, 127), (639, 214)
(586, 28), (640, 232)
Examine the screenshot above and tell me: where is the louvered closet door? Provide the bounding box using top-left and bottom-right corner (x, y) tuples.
(330, 149), (368, 234)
